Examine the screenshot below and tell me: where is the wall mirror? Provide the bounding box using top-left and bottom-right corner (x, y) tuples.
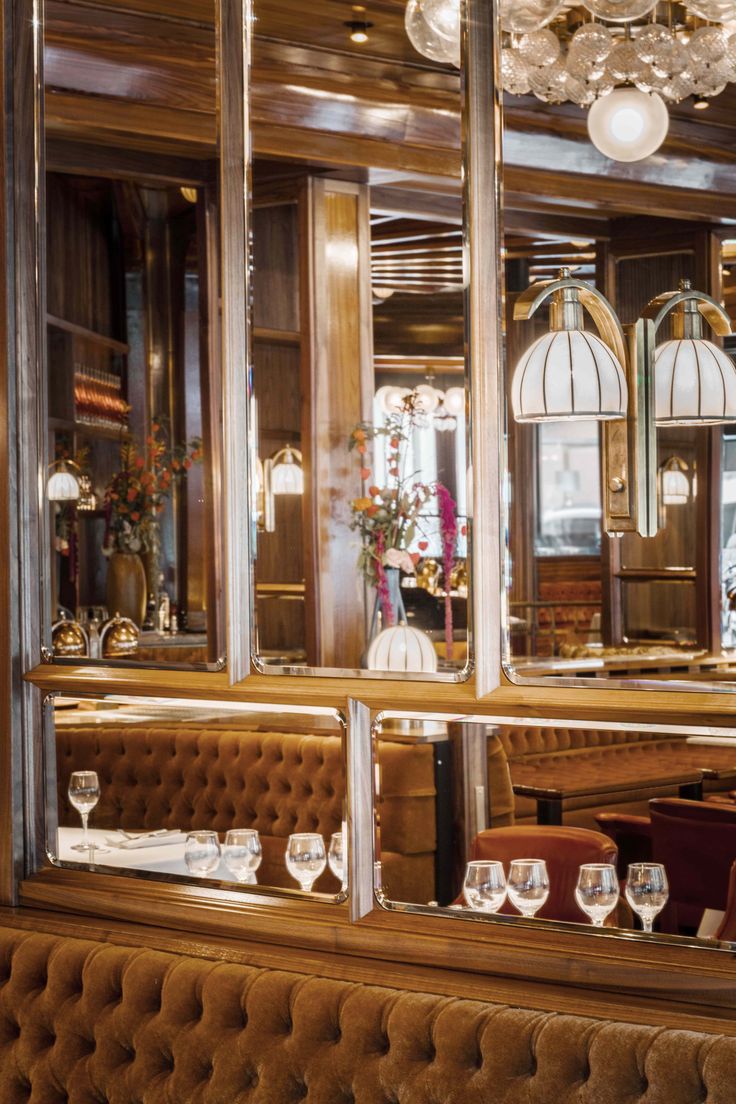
(249, 0), (470, 679)
(40, 0), (244, 671)
(498, 5), (736, 694)
(371, 710), (736, 949)
(44, 694), (347, 900)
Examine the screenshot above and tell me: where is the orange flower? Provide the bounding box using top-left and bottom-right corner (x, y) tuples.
(130, 511), (140, 522)
(368, 485), (380, 498)
(353, 429), (366, 442)
(359, 467), (371, 480)
(357, 444), (367, 456)
(366, 504), (379, 517)
(183, 457), (192, 470)
(126, 488), (137, 502)
(352, 497), (372, 511)
(135, 456), (145, 469)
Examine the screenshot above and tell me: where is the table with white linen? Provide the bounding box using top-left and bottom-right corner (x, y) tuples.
(55, 827), (228, 880)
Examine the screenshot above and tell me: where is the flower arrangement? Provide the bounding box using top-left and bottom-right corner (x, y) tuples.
(349, 390), (459, 652)
(103, 419), (201, 556)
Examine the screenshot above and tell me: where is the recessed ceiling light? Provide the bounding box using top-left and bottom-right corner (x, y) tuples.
(693, 95), (710, 110)
(344, 17), (373, 43)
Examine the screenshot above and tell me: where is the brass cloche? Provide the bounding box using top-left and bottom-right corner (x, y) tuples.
(101, 612), (140, 658)
(51, 619), (89, 657)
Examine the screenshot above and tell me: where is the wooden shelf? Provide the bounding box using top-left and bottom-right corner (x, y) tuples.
(49, 417), (129, 442)
(47, 314), (129, 355)
(253, 326), (301, 346)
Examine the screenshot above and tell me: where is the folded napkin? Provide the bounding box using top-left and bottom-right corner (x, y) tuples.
(106, 830), (187, 850)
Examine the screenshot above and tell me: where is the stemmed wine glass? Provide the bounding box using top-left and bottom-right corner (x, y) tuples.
(575, 863), (620, 928)
(222, 829), (262, 884)
(184, 831), (221, 877)
(68, 771), (108, 853)
(328, 831), (345, 882)
(463, 860), (507, 913)
(507, 859), (550, 918)
(625, 862), (669, 933)
(285, 833), (326, 892)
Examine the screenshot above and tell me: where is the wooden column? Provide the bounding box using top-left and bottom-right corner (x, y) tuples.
(304, 178), (373, 670)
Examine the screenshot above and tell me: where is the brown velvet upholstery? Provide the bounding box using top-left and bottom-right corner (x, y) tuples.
(468, 826), (618, 923)
(56, 725), (437, 902)
(1, 924), (736, 1102)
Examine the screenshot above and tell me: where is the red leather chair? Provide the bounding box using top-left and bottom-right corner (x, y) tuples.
(597, 799), (736, 934)
(465, 825), (618, 924)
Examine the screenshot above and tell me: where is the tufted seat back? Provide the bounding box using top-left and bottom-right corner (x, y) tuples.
(0, 924), (735, 1102)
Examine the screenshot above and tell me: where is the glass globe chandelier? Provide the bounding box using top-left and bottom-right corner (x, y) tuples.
(405, 0), (736, 161)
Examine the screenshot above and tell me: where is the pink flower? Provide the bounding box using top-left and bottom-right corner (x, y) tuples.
(384, 548), (416, 575)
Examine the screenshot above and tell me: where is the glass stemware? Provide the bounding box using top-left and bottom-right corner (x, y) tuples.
(507, 859), (550, 918)
(222, 829), (262, 884)
(184, 830), (221, 877)
(328, 831), (345, 882)
(68, 770), (108, 853)
(575, 863), (620, 927)
(463, 860), (507, 913)
(625, 862), (669, 933)
(285, 833), (327, 892)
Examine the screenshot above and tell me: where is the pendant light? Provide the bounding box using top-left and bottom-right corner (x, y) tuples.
(511, 268), (628, 422)
(587, 88), (670, 163)
(46, 460), (81, 502)
(648, 280), (736, 425)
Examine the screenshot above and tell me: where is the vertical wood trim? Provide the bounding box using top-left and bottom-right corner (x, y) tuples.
(347, 698), (374, 922)
(300, 177), (320, 666)
(219, 0), (251, 681)
(465, 0), (502, 696)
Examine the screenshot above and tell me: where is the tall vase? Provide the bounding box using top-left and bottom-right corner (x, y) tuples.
(368, 567), (407, 641)
(106, 551), (147, 627)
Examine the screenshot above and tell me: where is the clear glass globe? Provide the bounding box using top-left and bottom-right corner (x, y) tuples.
(606, 39), (650, 80)
(518, 28), (561, 66)
(634, 24), (673, 64)
(405, 0), (460, 65)
(499, 0), (565, 34)
(581, 73), (615, 99)
(689, 26), (728, 65)
(634, 64), (668, 93)
(528, 59), (568, 100)
(570, 23), (614, 62)
(501, 48), (532, 94)
(689, 62), (727, 95)
(582, 0), (657, 24)
(421, 0), (461, 43)
(566, 47), (600, 81)
(651, 39), (689, 78)
(660, 72), (695, 100)
(684, 0), (736, 21)
(565, 71), (597, 104)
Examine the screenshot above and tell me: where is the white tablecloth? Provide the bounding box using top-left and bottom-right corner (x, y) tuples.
(55, 827), (226, 880)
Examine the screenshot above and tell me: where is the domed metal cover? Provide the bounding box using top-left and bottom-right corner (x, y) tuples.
(511, 329), (628, 422)
(366, 625), (438, 673)
(51, 620), (88, 657)
(102, 613), (140, 657)
(654, 338), (736, 424)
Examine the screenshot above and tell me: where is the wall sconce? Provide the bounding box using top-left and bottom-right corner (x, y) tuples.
(256, 447), (304, 535)
(46, 459), (81, 502)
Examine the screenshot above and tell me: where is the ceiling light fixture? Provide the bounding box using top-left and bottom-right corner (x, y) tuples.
(404, 0), (736, 160)
(587, 87), (669, 161)
(344, 17), (373, 43)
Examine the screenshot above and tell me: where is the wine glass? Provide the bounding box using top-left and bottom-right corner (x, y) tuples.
(575, 863), (619, 928)
(507, 859), (550, 918)
(626, 862), (669, 933)
(463, 860), (507, 913)
(68, 771), (108, 853)
(285, 833), (326, 892)
(222, 829), (262, 884)
(328, 831), (345, 882)
(184, 831), (221, 877)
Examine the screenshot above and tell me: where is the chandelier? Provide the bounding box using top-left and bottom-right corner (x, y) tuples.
(405, 0), (736, 160)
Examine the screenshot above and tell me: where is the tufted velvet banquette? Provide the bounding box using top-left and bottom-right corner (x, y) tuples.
(55, 726), (437, 902)
(0, 924), (735, 1103)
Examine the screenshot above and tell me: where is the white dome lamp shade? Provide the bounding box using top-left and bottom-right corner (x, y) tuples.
(366, 623), (438, 674)
(511, 268), (628, 423)
(587, 89), (669, 164)
(647, 280), (736, 425)
(269, 446), (304, 495)
(47, 460), (81, 502)
(660, 456), (690, 506)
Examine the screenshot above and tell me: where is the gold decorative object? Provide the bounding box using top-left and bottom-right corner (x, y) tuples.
(51, 619), (88, 657)
(416, 558), (441, 594)
(101, 612), (140, 658)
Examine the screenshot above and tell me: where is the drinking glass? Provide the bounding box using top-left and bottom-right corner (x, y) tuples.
(184, 830), (221, 876)
(507, 859), (550, 918)
(328, 831), (345, 881)
(285, 833), (327, 892)
(222, 829), (262, 884)
(463, 860), (507, 913)
(575, 863), (619, 927)
(68, 770), (108, 853)
(625, 862), (669, 933)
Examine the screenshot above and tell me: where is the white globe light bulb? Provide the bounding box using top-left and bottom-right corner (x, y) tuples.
(587, 88), (669, 162)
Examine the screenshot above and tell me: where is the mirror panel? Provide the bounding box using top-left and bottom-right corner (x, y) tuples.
(372, 711), (736, 949)
(46, 694), (347, 900)
(42, 0), (231, 669)
(249, 1), (470, 679)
